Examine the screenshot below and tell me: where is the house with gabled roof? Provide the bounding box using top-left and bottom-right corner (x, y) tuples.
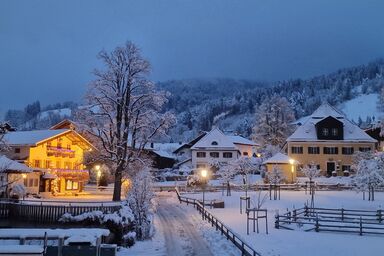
(2, 128), (95, 195)
(190, 128), (258, 170)
(286, 103), (376, 176)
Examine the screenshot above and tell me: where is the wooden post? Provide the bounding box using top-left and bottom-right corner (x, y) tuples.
(377, 209), (382, 223)
(359, 216), (363, 236)
(275, 214), (279, 229)
(265, 211), (268, 234)
(58, 236), (64, 256)
(341, 208), (344, 221)
(315, 213), (319, 232)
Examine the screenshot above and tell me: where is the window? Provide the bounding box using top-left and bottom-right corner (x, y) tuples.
(359, 147), (371, 152)
(66, 180), (79, 190)
(28, 179), (34, 187)
(323, 147), (338, 154)
(322, 128), (329, 136)
(342, 147), (354, 155)
(209, 152), (219, 158)
(223, 152), (233, 158)
(24, 179), (28, 187)
(342, 165), (351, 172)
(211, 141), (218, 146)
(33, 178), (38, 187)
(14, 148), (20, 154)
(308, 147), (320, 154)
(243, 152), (249, 156)
(45, 160), (52, 169)
(196, 152), (206, 158)
(56, 161), (61, 169)
(34, 160), (41, 168)
(291, 146), (303, 154)
(331, 128), (338, 136)
(67, 144), (71, 150)
(64, 162), (72, 170)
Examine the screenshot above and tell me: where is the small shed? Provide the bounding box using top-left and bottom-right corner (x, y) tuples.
(262, 153), (298, 183)
(0, 155), (33, 197)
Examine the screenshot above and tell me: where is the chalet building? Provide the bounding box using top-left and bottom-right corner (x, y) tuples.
(180, 128), (259, 171)
(286, 103), (376, 176)
(2, 129), (95, 195)
(364, 123), (384, 151)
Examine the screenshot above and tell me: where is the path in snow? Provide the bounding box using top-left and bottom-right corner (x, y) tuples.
(156, 193), (214, 256)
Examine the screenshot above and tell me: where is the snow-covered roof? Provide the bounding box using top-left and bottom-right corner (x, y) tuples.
(191, 128), (238, 150)
(3, 129), (69, 146)
(263, 153), (298, 165)
(287, 103), (377, 142)
(0, 155), (32, 173)
(228, 135), (258, 146)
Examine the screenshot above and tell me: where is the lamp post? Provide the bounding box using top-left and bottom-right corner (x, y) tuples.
(95, 165), (101, 186)
(200, 169), (208, 219)
(22, 174), (27, 200)
(289, 159), (295, 184)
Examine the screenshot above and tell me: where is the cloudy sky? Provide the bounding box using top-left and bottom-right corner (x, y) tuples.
(1, 0), (384, 113)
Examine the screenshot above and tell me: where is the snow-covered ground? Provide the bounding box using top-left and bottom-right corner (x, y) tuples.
(184, 190), (383, 256)
(339, 93), (382, 122)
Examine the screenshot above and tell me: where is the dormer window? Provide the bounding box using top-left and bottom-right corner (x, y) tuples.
(211, 141), (218, 146)
(331, 128), (338, 136)
(322, 128), (329, 136)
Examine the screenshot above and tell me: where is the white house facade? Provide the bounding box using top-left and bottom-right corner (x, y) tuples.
(190, 128), (258, 170)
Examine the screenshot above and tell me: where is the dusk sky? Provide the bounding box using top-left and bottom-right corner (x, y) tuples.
(1, 0), (384, 114)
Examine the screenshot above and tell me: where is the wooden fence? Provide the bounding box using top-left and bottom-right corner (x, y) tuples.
(175, 188), (261, 256)
(275, 205), (384, 235)
(0, 200), (121, 224)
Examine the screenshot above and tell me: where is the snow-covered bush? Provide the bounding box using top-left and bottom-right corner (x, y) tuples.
(127, 168), (155, 240)
(59, 203), (135, 245)
(266, 165), (285, 185)
(301, 163), (321, 182)
(10, 183), (26, 199)
(186, 174), (201, 187)
(352, 154), (384, 201)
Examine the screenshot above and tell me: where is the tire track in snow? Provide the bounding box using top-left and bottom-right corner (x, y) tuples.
(157, 194), (213, 256)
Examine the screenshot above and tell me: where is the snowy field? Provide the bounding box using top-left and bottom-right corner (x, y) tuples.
(184, 190), (383, 256)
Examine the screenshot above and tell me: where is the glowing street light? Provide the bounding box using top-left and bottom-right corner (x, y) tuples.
(200, 169), (208, 219)
(95, 165), (101, 186)
(289, 159), (295, 183)
(22, 174), (27, 179)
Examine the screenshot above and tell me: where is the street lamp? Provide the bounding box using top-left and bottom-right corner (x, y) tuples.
(95, 165), (101, 186)
(200, 169), (208, 219)
(289, 159), (295, 183)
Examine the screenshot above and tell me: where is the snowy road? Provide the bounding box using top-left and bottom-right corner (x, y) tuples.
(156, 193), (214, 256)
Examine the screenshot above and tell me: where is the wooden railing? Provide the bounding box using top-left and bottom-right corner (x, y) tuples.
(0, 200), (121, 224)
(175, 188), (261, 256)
(275, 206), (384, 235)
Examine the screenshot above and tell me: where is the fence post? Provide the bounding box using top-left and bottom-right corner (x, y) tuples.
(377, 209), (382, 223)
(359, 216), (363, 236)
(275, 214), (279, 229)
(315, 213), (319, 232)
(341, 208), (344, 221)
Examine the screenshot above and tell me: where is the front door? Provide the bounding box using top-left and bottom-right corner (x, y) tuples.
(326, 162), (335, 176)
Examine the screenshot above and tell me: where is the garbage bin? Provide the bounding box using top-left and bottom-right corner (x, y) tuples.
(101, 244), (117, 256)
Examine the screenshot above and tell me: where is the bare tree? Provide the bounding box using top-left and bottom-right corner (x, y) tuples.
(80, 41), (175, 201)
